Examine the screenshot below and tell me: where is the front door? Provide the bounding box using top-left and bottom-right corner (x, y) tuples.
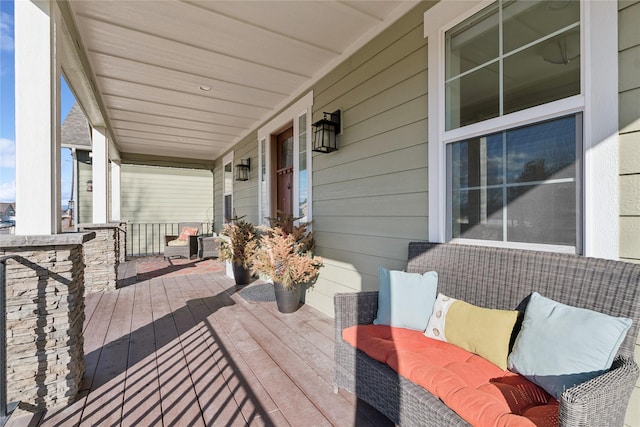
(276, 127), (294, 218)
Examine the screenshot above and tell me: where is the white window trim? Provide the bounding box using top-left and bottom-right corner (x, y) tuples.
(425, 0), (619, 259)
(258, 91), (313, 225)
(222, 151), (233, 222)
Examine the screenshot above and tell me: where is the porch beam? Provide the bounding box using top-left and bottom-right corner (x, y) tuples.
(14, 0), (61, 235)
(92, 127), (109, 224)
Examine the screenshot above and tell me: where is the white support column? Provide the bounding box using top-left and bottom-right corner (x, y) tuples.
(14, 0), (62, 235)
(92, 127), (109, 224)
(110, 160), (121, 221)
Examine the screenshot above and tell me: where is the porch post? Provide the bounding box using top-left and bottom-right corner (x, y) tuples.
(14, 0), (62, 235)
(110, 160), (121, 221)
(92, 127), (109, 224)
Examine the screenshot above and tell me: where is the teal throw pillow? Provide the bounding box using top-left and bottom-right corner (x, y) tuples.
(373, 267), (438, 331)
(507, 292), (632, 399)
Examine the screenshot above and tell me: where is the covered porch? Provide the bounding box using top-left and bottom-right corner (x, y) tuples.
(6, 258), (390, 426)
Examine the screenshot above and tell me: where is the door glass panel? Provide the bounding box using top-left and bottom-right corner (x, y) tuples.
(280, 137), (293, 169)
(224, 194), (232, 223)
(260, 138), (267, 224)
(223, 161), (233, 222)
(298, 115), (308, 219)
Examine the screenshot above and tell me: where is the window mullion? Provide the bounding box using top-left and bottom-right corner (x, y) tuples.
(498, 0), (504, 117)
(502, 131), (507, 243)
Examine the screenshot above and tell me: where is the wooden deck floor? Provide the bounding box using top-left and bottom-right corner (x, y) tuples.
(7, 266), (392, 427)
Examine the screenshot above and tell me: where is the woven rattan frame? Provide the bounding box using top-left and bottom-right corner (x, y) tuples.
(334, 242), (640, 426)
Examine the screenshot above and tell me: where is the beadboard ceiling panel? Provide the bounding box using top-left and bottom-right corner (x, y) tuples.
(68, 0), (419, 160)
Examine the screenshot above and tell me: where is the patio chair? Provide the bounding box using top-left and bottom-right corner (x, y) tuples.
(198, 234), (220, 259)
(163, 222), (201, 260)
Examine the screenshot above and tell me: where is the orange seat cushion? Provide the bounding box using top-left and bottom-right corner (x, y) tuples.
(343, 325), (558, 427)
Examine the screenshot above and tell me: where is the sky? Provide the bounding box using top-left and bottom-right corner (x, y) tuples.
(1, 0), (76, 206)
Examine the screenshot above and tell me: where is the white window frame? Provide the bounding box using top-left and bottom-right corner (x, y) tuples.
(425, 0), (619, 259)
(222, 152), (233, 223)
(258, 91), (314, 225)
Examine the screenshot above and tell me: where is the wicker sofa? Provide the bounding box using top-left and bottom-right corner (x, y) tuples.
(334, 242), (640, 426)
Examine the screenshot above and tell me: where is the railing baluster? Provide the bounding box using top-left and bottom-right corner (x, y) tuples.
(122, 222), (216, 258)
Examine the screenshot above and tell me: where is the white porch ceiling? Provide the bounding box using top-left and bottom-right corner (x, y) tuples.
(67, 0), (419, 161)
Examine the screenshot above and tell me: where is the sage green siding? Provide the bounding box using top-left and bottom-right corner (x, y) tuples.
(120, 164), (214, 223)
(307, 3), (432, 316)
(620, 0), (640, 265)
(620, 2), (640, 425)
(77, 150), (93, 225)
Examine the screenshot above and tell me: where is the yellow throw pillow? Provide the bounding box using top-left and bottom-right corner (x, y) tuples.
(425, 293), (519, 370)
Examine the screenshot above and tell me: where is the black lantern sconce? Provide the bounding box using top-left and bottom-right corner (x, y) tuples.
(86, 180), (93, 192)
(235, 158), (251, 181)
(312, 110), (341, 153)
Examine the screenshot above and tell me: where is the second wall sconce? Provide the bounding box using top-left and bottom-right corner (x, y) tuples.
(235, 158), (251, 181)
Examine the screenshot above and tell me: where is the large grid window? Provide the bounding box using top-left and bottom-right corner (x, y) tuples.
(445, 0), (580, 130)
(443, 0), (583, 251)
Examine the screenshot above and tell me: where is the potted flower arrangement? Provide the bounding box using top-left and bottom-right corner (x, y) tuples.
(248, 217), (323, 313)
(217, 217), (258, 286)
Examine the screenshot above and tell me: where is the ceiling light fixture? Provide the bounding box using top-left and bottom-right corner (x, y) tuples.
(542, 33), (580, 65)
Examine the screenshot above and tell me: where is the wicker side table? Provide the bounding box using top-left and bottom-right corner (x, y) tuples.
(198, 235), (220, 259)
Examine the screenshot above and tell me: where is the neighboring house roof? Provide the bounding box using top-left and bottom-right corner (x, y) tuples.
(61, 103), (91, 150)
(0, 203), (15, 217)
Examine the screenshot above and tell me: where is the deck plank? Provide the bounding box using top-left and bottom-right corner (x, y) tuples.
(164, 275), (246, 426)
(79, 286), (135, 426)
(183, 274), (281, 424)
(6, 261), (392, 427)
(121, 279), (163, 427)
(151, 277), (205, 427)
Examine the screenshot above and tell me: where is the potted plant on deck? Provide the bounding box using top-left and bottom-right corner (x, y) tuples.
(248, 218), (323, 313)
(218, 217), (258, 286)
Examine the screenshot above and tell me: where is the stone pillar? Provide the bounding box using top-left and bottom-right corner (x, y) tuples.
(0, 232), (95, 409)
(78, 223), (122, 292)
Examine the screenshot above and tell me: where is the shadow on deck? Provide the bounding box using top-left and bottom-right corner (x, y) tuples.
(7, 259), (391, 426)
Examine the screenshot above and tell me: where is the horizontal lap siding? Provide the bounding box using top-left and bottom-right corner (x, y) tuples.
(619, 1), (640, 426)
(120, 164), (213, 223)
(307, 3), (432, 317)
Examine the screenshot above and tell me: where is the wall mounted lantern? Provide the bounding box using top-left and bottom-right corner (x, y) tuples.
(312, 110), (341, 153)
(86, 180), (93, 192)
(235, 158), (251, 181)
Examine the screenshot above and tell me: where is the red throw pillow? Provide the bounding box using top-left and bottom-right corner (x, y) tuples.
(178, 227), (198, 241)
